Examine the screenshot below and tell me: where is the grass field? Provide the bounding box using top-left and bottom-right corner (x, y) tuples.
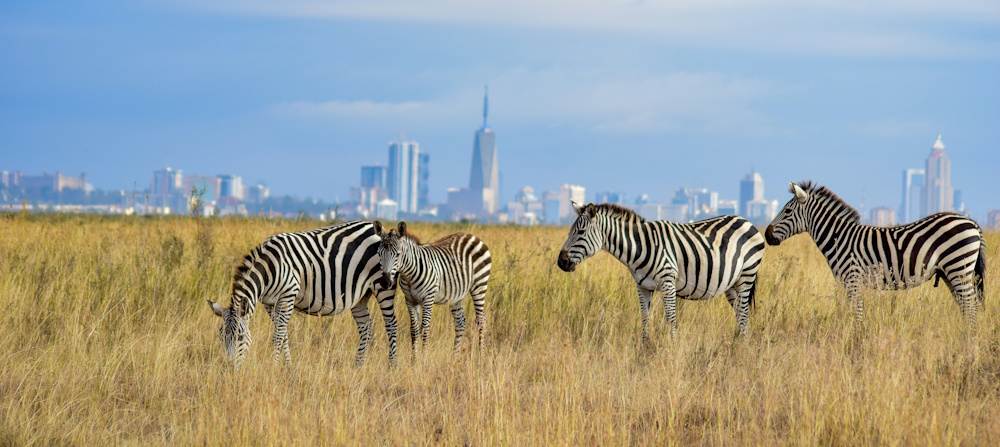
(1, 214), (998, 445)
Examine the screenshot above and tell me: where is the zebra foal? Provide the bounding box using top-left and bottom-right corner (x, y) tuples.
(557, 203), (766, 343)
(206, 220), (399, 367)
(374, 221), (491, 355)
(766, 181), (986, 326)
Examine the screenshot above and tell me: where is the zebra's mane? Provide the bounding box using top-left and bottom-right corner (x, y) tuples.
(399, 230), (422, 245)
(229, 253), (255, 317)
(795, 181), (861, 223)
(593, 203), (646, 223)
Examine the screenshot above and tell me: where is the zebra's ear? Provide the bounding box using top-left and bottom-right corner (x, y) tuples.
(397, 221), (407, 235)
(791, 182), (809, 203)
(373, 220), (383, 236)
(585, 203), (596, 218)
(207, 300), (225, 318)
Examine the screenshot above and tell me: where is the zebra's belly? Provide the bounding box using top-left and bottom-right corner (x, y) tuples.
(290, 287), (366, 316)
(401, 275), (470, 306)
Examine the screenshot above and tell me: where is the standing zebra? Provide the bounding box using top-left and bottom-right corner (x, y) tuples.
(206, 220), (399, 367)
(374, 221), (491, 355)
(765, 181), (986, 326)
(557, 203), (766, 342)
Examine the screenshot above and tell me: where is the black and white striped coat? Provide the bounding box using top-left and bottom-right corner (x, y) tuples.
(557, 203), (766, 342)
(207, 220), (399, 367)
(374, 221), (490, 354)
(765, 181), (986, 326)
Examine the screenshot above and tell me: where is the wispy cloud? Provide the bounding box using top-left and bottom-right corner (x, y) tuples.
(170, 0), (1000, 58)
(272, 69), (790, 137)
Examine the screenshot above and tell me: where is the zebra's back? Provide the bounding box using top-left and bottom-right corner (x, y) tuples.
(650, 215), (765, 299)
(839, 212), (983, 289)
(403, 232), (491, 306)
(254, 220), (384, 316)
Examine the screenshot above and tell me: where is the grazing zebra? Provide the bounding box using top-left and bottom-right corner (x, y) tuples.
(557, 203), (766, 342)
(765, 181), (986, 326)
(206, 220), (399, 367)
(374, 221), (491, 354)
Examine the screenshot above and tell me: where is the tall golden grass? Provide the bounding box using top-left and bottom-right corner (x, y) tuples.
(0, 214), (997, 445)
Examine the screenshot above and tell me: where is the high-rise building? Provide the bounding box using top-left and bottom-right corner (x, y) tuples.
(900, 168), (925, 222)
(360, 166), (387, 189)
(218, 174), (243, 200)
(870, 207), (896, 227)
(739, 169), (764, 216)
(924, 135), (953, 215)
(558, 184), (586, 224)
(418, 153), (430, 209)
(469, 86), (499, 215)
(542, 191), (560, 225)
(152, 167), (183, 209)
(987, 209), (1000, 230)
(387, 140), (420, 214)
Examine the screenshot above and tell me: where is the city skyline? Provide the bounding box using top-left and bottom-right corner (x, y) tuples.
(1, 1), (998, 220)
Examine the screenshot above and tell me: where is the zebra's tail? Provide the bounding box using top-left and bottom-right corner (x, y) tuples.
(975, 231), (986, 307)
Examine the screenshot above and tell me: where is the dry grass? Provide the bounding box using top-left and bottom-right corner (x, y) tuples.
(1, 214), (998, 445)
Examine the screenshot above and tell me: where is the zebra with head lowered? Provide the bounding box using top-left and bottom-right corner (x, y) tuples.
(765, 181), (986, 326)
(374, 221), (491, 355)
(557, 203), (766, 343)
(206, 220), (399, 367)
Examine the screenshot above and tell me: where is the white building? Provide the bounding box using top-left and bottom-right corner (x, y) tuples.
(558, 184), (586, 224)
(388, 140), (421, 214)
(376, 198), (399, 221)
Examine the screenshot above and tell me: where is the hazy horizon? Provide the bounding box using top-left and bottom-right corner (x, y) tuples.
(2, 1), (998, 219)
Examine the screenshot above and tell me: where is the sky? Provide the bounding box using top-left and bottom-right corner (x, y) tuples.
(1, 1), (998, 219)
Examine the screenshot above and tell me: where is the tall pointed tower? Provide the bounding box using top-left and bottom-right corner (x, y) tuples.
(923, 134), (953, 216)
(469, 86), (499, 215)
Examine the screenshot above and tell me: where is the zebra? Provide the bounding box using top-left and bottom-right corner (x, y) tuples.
(206, 220), (399, 367)
(373, 221), (491, 355)
(765, 181), (986, 326)
(556, 203), (766, 343)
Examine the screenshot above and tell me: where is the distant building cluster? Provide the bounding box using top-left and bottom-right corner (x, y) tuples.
(148, 168), (269, 216)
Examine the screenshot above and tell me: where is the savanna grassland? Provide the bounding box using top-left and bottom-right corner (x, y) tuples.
(0, 214), (998, 445)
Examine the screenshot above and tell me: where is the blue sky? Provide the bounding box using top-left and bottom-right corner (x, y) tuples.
(2, 1), (998, 219)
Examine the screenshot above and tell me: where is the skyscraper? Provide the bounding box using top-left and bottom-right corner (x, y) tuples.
(152, 167), (182, 208)
(360, 166), (387, 189)
(469, 86), (499, 215)
(900, 168), (925, 222)
(417, 153), (430, 209)
(388, 140), (420, 214)
(924, 135), (953, 215)
(218, 174), (243, 200)
(739, 169), (764, 216)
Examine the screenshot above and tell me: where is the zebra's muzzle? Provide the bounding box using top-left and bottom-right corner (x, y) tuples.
(765, 225), (781, 246)
(557, 250), (576, 272)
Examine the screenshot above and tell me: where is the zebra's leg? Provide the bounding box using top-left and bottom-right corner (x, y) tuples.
(727, 278), (755, 336)
(635, 285), (653, 348)
(420, 299), (434, 351)
(725, 288), (747, 337)
(451, 302), (467, 353)
(844, 272), (864, 327)
(945, 269), (977, 327)
(375, 287), (399, 366)
(270, 297), (294, 366)
(351, 294), (374, 367)
(406, 302), (420, 359)
(660, 280), (678, 339)
(470, 281), (488, 349)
